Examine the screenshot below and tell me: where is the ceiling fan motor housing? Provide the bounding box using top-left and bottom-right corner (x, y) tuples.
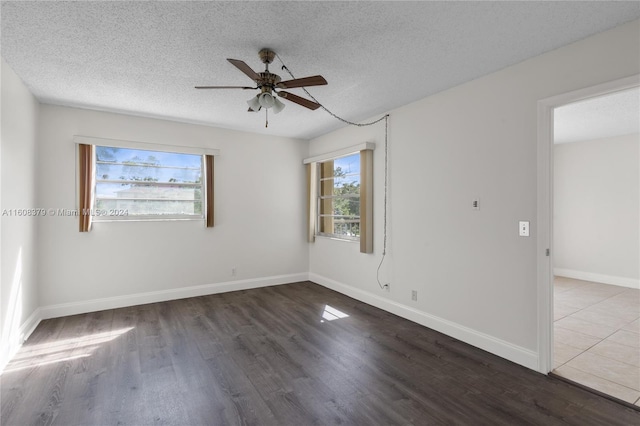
(258, 72), (281, 94)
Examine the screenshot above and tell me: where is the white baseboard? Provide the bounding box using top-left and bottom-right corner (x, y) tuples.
(309, 273), (539, 371)
(3, 272), (539, 375)
(0, 307), (42, 373)
(554, 268), (639, 289)
(39, 272), (309, 320)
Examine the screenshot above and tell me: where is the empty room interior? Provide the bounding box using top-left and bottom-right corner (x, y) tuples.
(552, 88), (640, 403)
(1, 2), (639, 425)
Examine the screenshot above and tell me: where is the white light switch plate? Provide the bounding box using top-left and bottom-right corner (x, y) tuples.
(519, 221), (530, 237)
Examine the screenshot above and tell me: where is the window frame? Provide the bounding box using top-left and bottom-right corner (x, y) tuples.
(316, 154), (362, 241)
(75, 136), (219, 228)
(92, 146), (206, 222)
(304, 143), (374, 253)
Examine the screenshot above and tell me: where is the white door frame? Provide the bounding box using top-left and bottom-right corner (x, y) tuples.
(536, 74), (640, 374)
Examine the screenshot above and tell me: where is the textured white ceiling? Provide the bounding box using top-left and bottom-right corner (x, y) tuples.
(2, 1), (639, 139)
(554, 87), (640, 144)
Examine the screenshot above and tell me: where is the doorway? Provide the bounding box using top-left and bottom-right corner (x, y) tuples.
(537, 77), (640, 405)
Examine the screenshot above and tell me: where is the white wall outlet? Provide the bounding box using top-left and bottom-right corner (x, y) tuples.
(519, 221), (530, 237)
(411, 290), (418, 301)
(231, 267), (237, 276)
(472, 198), (480, 211)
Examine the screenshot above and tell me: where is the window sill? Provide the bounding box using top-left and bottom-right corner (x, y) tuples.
(315, 234), (360, 243)
(93, 217), (204, 224)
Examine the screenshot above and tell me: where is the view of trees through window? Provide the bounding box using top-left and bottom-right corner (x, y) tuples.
(94, 146), (203, 218)
(318, 153), (361, 238)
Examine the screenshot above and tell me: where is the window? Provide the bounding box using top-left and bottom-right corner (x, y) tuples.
(305, 144), (374, 253)
(76, 137), (216, 231)
(317, 153), (361, 239)
(93, 146), (204, 221)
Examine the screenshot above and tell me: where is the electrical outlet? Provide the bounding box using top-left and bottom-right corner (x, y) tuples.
(411, 290), (418, 301)
(231, 267), (237, 276)
(472, 198), (480, 211)
(519, 221), (530, 237)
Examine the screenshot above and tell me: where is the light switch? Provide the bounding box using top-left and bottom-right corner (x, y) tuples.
(519, 221), (530, 237)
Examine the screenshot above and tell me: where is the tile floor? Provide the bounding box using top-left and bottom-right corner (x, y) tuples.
(553, 276), (640, 405)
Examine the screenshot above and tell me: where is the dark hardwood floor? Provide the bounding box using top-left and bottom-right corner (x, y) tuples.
(1, 281), (638, 425)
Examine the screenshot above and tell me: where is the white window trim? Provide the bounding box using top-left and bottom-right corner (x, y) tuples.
(303, 142), (375, 164)
(73, 135), (220, 157)
(316, 155), (361, 242)
(75, 136), (218, 223)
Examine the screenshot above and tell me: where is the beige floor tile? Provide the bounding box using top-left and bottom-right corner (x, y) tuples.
(584, 302), (640, 322)
(554, 278), (640, 399)
(554, 341), (584, 367)
(612, 288), (640, 299)
(555, 292), (608, 310)
(569, 309), (636, 329)
(565, 351), (640, 391)
(590, 339), (640, 368)
(603, 297), (640, 313)
(560, 283), (627, 302)
(622, 319), (640, 334)
(607, 330), (640, 349)
(554, 365), (640, 404)
(554, 277), (589, 293)
(554, 326), (602, 351)
(554, 302), (581, 321)
(580, 283), (628, 297)
(555, 316), (617, 339)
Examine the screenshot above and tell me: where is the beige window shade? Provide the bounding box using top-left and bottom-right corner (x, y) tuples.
(306, 163), (317, 242)
(359, 149), (373, 254)
(319, 160), (335, 236)
(205, 154), (214, 228)
(78, 143), (94, 232)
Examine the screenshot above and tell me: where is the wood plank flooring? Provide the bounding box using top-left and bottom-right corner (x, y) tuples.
(2, 281), (638, 425)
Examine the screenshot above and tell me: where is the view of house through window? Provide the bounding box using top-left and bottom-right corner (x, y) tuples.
(94, 146), (204, 220)
(318, 153), (361, 239)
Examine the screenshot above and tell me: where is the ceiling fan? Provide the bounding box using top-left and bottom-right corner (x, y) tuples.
(195, 48), (327, 119)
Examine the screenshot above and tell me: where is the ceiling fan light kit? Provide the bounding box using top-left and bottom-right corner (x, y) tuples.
(247, 95), (260, 112)
(196, 48), (327, 127)
(270, 96), (286, 114)
(257, 92), (275, 110)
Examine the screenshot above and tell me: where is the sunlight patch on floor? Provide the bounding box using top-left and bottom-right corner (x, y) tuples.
(321, 305), (349, 323)
(2, 327), (134, 374)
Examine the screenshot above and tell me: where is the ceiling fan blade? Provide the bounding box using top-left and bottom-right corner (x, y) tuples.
(227, 59), (261, 82)
(277, 75), (327, 89)
(277, 91), (321, 110)
(195, 86), (255, 89)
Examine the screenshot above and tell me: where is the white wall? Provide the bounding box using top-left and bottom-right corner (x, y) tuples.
(1, 58), (40, 368)
(308, 20), (640, 369)
(554, 133), (639, 287)
(36, 105), (309, 313)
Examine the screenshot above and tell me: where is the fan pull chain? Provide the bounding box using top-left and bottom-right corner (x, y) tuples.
(276, 54), (388, 127)
(276, 53), (390, 290)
